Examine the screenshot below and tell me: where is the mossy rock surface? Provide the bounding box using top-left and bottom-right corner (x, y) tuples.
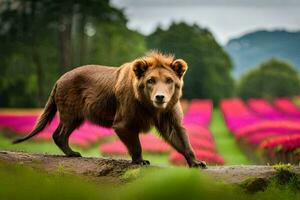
(1, 150), (300, 187)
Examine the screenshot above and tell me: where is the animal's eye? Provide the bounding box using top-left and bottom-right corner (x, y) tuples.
(147, 78), (155, 84)
(166, 77), (173, 84)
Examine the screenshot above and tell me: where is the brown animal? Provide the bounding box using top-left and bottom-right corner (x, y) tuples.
(13, 51), (206, 168)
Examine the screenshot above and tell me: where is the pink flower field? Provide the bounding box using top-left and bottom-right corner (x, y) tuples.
(3, 97), (300, 165)
(169, 100), (224, 165)
(0, 99), (225, 166)
(0, 113), (113, 148)
(221, 97), (300, 164)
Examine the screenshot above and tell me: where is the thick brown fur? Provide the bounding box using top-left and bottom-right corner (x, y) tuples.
(13, 51), (206, 168)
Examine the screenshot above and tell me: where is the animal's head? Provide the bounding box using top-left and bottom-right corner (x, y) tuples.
(132, 51), (188, 110)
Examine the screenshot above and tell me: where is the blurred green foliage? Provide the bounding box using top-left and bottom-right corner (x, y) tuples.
(147, 22), (234, 103)
(1, 161), (300, 200)
(237, 58), (300, 100)
(0, 161), (109, 200)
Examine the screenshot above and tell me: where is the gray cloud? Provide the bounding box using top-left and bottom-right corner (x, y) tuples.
(111, 0), (300, 44)
(112, 0), (300, 7)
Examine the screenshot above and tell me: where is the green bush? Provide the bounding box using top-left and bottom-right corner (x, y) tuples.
(147, 22), (234, 104)
(237, 58), (300, 100)
(0, 1), (146, 108)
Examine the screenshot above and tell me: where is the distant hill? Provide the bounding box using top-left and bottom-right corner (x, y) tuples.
(225, 30), (300, 78)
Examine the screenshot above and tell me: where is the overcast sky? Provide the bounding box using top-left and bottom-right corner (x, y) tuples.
(111, 0), (300, 44)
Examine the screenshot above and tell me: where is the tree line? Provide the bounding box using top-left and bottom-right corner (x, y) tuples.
(0, 0), (299, 107)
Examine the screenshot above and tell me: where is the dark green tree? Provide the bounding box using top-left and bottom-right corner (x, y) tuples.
(0, 0), (146, 107)
(147, 22), (234, 103)
(85, 21), (146, 66)
(237, 58), (300, 100)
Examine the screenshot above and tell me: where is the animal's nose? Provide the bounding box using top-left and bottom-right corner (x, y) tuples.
(155, 95), (165, 102)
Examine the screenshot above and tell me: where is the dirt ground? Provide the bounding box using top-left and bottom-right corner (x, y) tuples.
(0, 150), (299, 186)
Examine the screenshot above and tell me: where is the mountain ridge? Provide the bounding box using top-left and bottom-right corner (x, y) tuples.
(225, 30), (300, 77)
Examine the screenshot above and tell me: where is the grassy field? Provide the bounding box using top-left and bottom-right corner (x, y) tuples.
(210, 109), (251, 165)
(0, 109), (249, 166)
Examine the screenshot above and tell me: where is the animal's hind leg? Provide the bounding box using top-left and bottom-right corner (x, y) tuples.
(52, 122), (82, 157)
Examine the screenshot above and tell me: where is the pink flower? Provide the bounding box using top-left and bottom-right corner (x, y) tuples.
(260, 135), (300, 152)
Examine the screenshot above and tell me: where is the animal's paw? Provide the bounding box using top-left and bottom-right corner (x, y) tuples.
(132, 159), (150, 166)
(190, 160), (207, 169)
(67, 152), (82, 157)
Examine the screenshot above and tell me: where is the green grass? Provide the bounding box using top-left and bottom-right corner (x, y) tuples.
(0, 134), (63, 154)
(0, 134), (100, 156)
(210, 109), (251, 165)
(1, 161), (299, 200)
(293, 96), (300, 107)
(0, 161), (110, 200)
(0, 134), (171, 165)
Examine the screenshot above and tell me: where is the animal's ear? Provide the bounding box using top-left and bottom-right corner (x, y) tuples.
(171, 59), (188, 78)
(132, 59), (149, 79)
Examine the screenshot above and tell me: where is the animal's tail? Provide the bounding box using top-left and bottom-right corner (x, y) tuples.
(13, 84), (57, 144)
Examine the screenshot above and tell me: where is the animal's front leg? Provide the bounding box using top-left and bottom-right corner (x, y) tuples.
(114, 126), (150, 165)
(158, 125), (206, 168)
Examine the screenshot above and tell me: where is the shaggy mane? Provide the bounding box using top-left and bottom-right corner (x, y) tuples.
(143, 50), (174, 67)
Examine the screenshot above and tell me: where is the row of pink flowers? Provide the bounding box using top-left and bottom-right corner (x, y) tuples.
(100, 134), (171, 155)
(221, 98), (300, 139)
(247, 98), (285, 119)
(0, 112), (113, 148)
(184, 124), (214, 142)
(183, 99), (212, 127)
(246, 131), (300, 146)
(260, 135), (300, 152)
(235, 120), (300, 139)
(0, 115), (38, 133)
(98, 99), (222, 164)
(274, 98), (300, 118)
(0, 99), (224, 165)
(170, 99), (224, 165)
(221, 98), (300, 163)
(220, 98), (261, 133)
